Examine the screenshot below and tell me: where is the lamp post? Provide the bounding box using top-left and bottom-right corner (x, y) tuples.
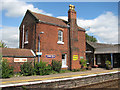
(38, 31), (44, 62)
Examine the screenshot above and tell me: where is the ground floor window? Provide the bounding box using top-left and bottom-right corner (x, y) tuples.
(97, 55), (101, 65)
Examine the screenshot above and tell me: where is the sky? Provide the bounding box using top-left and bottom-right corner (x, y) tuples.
(0, 0), (119, 48)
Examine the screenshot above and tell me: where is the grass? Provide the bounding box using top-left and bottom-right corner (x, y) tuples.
(60, 70), (72, 73)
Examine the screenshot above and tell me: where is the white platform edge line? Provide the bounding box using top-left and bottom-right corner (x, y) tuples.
(1, 71), (119, 88)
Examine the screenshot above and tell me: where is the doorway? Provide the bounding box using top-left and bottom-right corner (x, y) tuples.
(62, 54), (67, 68)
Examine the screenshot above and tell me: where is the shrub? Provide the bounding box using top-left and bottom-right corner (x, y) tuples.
(60, 70), (71, 73)
(105, 60), (112, 70)
(80, 59), (87, 69)
(1, 59), (13, 78)
(20, 62), (33, 76)
(51, 60), (62, 73)
(50, 70), (58, 74)
(34, 61), (51, 75)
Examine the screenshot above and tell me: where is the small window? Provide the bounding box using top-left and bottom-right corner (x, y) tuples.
(25, 30), (28, 42)
(97, 55), (101, 64)
(62, 54), (65, 59)
(58, 30), (63, 42)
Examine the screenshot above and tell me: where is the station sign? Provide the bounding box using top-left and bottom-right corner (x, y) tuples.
(36, 52), (42, 55)
(80, 56), (84, 59)
(46, 55), (56, 58)
(14, 58), (27, 62)
(73, 55), (78, 60)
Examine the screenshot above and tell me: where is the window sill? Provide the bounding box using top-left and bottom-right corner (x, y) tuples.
(97, 63), (101, 65)
(61, 65), (68, 68)
(57, 41), (64, 44)
(24, 41), (28, 44)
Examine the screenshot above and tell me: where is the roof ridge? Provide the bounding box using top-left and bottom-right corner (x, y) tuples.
(87, 41), (114, 45)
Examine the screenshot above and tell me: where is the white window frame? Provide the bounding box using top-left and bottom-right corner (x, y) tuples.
(25, 30), (28, 44)
(57, 30), (64, 44)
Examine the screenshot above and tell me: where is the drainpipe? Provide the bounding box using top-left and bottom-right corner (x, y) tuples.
(111, 53), (113, 68)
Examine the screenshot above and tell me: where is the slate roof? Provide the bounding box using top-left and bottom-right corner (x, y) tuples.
(30, 10), (68, 27)
(86, 41), (120, 54)
(86, 41), (114, 48)
(28, 10), (85, 31)
(78, 26), (85, 31)
(1, 48), (35, 58)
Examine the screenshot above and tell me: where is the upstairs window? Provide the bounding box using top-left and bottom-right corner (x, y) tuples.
(58, 30), (63, 42)
(25, 30), (28, 44)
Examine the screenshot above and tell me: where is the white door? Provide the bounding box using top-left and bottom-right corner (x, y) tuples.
(62, 54), (67, 68)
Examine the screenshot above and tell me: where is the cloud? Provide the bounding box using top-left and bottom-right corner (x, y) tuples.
(1, 0), (52, 17)
(0, 25), (2, 28)
(57, 12), (118, 44)
(0, 26), (19, 48)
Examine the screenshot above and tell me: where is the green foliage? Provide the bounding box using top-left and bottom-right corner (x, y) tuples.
(80, 59), (87, 69)
(105, 60), (112, 70)
(50, 70), (58, 74)
(51, 60), (62, 73)
(1, 59), (13, 78)
(105, 60), (111, 65)
(80, 59), (87, 67)
(0, 40), (7, 48)
(34, 61), (51, 75)
(60, 70), (71, 73)
(20, 62), (33, 76)
(85, 33), (97, 42)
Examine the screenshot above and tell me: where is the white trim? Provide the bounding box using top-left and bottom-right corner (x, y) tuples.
(58, 30), (63, 42)
(31, 50), (36, 57)
(62, 54), (67, 68)
(1, 71), (119, 88)
(61, 65), (68, 68)
(22, 25), (24, 48)
(57, 41), (64, 44)
(24, 41), (28, 44)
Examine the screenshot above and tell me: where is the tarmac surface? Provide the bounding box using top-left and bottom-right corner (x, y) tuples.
(1, 68), (119, 86)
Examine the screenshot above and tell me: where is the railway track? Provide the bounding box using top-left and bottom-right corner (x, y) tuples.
(69, 79), (120, 89)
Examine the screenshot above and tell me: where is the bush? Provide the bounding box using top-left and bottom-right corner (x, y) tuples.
(20, 62), (33, 76)
(50, 70), (58, 74)
(34, 61), (51, 75)
(51, 60), (62, 73)
(105, 60), (112, 70)
(80, 59), (87, 69)
(1, 59), (13, 78)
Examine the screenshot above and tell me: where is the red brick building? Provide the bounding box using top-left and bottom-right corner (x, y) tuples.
(19, 5), (86, 70)
(1, 48), (35, 72)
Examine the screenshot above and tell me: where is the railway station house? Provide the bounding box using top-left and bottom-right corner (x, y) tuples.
(19, 4), (86, 70)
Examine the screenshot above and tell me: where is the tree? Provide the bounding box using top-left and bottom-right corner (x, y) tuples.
(0, 41), (7, 48)
(85, 33), (97, 42)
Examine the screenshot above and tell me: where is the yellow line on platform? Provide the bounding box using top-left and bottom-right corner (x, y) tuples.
(2, 70), (117, 84)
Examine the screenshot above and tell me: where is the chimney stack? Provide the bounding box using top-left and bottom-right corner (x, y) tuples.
(68, 4), (79, 70)
(68, 4), (76, 23)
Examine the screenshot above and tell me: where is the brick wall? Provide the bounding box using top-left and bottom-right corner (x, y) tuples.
(36, 23), (69, 66)
(19, 11), (36, 51)
(2, 57), (34, 72)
